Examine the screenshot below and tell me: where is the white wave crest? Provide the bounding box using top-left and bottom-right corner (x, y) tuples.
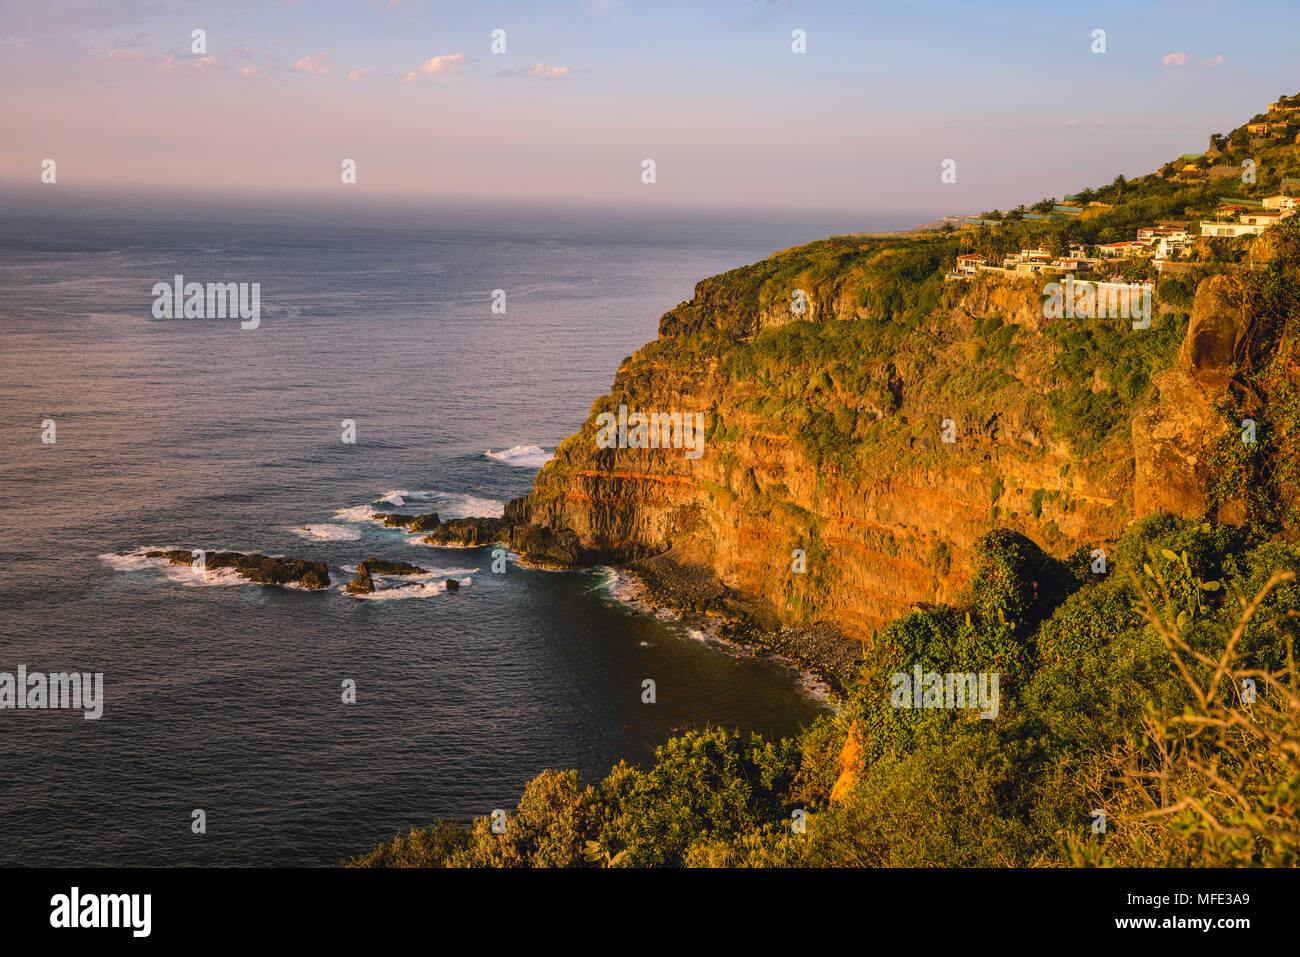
(294, 524), (362, 542)
(335, 490), (504, 523)
(99, 549), (249, 588)
(341, 576), (473, 601)
(485, 445), (553, 469)
(332, 504), (380, 523)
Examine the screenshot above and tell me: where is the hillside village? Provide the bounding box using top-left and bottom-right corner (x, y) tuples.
(944, 93), (1300, 283)
(946, 196), (1296, 281)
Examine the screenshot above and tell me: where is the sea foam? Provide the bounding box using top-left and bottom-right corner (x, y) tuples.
(485, 445), (554, 469)
(294, 524), (362, 542)
(335, 490), (505, 523)
(99, 549), (250, 587)
(340, 575), (473, 601)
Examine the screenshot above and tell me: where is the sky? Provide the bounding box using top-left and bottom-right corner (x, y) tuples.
(1, 0), (1298, 221)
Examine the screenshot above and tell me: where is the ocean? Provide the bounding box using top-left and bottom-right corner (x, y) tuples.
(0, 197), (901, 865)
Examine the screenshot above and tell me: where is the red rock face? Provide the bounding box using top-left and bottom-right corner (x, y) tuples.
(1178, 275), (1248, 388)
(1132, 368), (1229, 519)
(511, 253), (1252, 641)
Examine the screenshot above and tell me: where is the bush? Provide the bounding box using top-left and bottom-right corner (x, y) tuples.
(344, 820), (470, 868)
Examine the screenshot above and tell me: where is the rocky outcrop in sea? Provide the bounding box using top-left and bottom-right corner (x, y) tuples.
(140, 549), (331, 589)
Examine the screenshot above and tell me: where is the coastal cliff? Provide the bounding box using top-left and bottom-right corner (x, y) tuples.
(354, 97), (1300, 871)
(498, 226), (1295, 677)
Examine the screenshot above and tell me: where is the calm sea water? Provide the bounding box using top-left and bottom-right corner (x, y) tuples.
(0, 198), (900, 866)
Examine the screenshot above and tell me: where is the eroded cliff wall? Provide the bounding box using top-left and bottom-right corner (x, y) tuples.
(507, 237), (1256, 641)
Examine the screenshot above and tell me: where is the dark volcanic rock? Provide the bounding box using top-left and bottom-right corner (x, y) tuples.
(422, 517), (504, 548)
(627, 550), (860, 692)
(345, 565), (375, 594)
(358, 557), (429, 576)
(142, 550), (331, 590)
(503, 522), (627, 568)
(627, 551), (736, 614)
(370, 511), (441, 532)
(444, 578), (460, 592)
(344, 558), (432, 596)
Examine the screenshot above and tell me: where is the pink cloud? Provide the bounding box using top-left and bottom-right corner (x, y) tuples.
(399, 53), (467, 83)
(1162, 52), (1190, 67)
(348, 68), (369, 82)
(1200, 54), (1225, 67)
(290, 52), (332, 75)
(103, 49), (223, 74)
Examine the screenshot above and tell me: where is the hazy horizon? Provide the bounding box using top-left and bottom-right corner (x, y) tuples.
(4, 0), (1300, 221)
(0, 182), (939, 260)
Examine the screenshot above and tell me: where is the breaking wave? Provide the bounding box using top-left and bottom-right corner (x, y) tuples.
(485, 445), (553, 469)
(100, 549), (250, 588)
(334, 490), (504, 523)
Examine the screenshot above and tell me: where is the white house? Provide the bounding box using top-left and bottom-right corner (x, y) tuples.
(1154, 236), (1190, 260)
(1137, 226), (1190, 243)
(1241, 210), (1288, 226)
(1098, 241), (1148, 258)
(1049, 258), (1089, 273)
(1199, 221), (1264, 238)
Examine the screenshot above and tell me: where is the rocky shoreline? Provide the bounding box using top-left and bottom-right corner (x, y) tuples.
(133, 500), (858, 693)
(367, 504), (862, 693)
(371, 503), (862, 692)
(622, 551), (861, 696)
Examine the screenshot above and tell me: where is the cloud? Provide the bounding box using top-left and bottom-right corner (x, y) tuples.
(348, 68), (369, 82)
(399, 53), (467, 83)
(290, 52), (332, 75)
(1162, 52), (1190, 67)
(242, 66), (260, 78)
(497, 63), (580, 79)
(102, 49), (222, 74)
(1200, 54), (1225, 67)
